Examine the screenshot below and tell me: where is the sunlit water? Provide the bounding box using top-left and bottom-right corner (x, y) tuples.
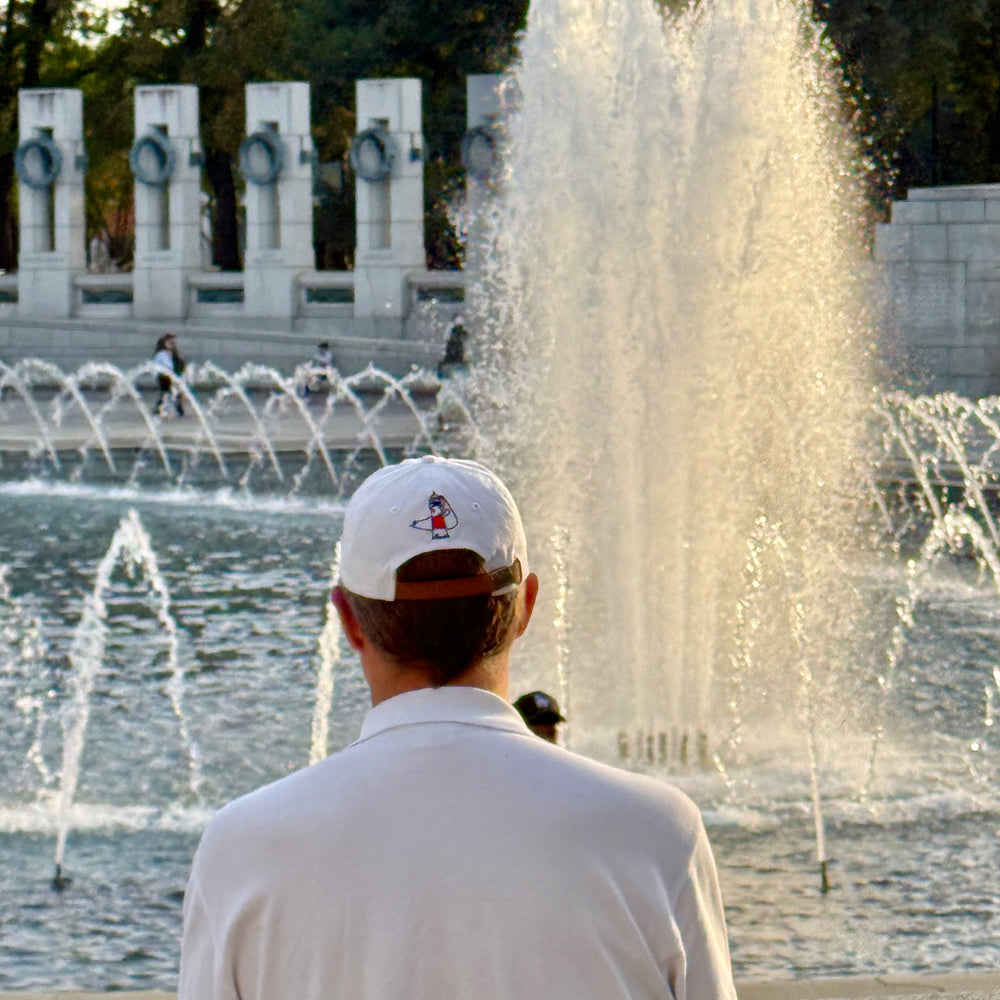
(2, 485), (1000, 988)
(465, 0), (877, 764)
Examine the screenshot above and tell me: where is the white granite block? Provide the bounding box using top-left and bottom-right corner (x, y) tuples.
(967, 262), (1000, 281)
(912, 224), (948, 262)
(874, 223), (912, 262)
(133, 86), (202, 320)
(20, 222), (48, 256)
(353, 78), (425, 322)
(892, 200), (938, 225)
(135, 84), (199, 137)
(133, 264), (187, 319)
(353, 265), (406, 318)
(966, 280), (1000, 328)
(887, 262), (965, 333)
(399, 79), (422, 132)
(356, 222), (391, 255)
(246, 81), (310, 132)
(947, 223), (1000, 262)
(391, 176), (426, 223)
(391, 225), (427, 262)
(17, 268), (74, 317)
(17, 88), (86, 317)
(949, 345), (987, 376)
(938, 200), (986, 224)
(916, 346), (951, 373)
(243, 82), (315, 288)
(244, 267), (297, 318)
(467, 75), (502, 125)
(358, 80), (399, 127)
(280, 184), (315, 229)
(909, 183), (1000, 201)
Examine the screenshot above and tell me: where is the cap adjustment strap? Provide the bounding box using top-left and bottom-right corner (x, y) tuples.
(393, 559), (522, 601)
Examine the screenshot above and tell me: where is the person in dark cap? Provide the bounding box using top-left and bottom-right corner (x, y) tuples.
(514, 690), (566, 744)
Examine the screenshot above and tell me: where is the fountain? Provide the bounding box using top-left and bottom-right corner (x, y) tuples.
(465, 0), (876, 747)
(3, 0), (1000, 990)
(0, 356), (473, 494)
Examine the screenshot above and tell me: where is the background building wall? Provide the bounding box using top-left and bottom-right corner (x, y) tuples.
(875, 184), (1000, 397)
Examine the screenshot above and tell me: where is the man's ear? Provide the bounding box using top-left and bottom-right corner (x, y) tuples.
(331, 586), (365, 652)
(514, 572), (539, 639)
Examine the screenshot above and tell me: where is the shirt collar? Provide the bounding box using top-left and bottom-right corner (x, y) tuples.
(357, 686), (530, 743)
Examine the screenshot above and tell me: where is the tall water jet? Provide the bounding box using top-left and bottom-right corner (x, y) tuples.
(310, 544), (344, 766)
(467, 0), (879, 769)
(52, 508), (200, 883)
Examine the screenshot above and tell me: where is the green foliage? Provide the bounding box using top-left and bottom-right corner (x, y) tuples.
(0, 0), (95, 266)
(816, 0), (1000, 201)
(83, 0), (293, 267)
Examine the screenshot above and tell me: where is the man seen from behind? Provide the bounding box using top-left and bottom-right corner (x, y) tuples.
(178, 455), (737, 1000)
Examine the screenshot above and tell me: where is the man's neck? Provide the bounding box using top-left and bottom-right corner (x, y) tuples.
(365, 650), (510, 707)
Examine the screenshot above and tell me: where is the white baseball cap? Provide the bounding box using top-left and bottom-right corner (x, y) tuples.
(338, 455), (528, 601)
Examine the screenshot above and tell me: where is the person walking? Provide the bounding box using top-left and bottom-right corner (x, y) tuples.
(178, 455), (737, 1000)
(152, 333), (186, 417)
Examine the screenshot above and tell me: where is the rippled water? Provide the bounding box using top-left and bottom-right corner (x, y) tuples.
(2, 485), (1000, 988)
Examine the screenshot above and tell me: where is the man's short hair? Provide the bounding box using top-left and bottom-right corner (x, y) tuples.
(342, 549), (520, 686)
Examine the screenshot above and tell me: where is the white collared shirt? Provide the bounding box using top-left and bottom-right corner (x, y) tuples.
(179, 687), (736, 1000)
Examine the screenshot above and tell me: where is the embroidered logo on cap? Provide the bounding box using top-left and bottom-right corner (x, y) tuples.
(410, 492), (458, 539)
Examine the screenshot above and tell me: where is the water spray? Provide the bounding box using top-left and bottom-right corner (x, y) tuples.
(310, 544), (344, 765)
(52, 508), (199, 882)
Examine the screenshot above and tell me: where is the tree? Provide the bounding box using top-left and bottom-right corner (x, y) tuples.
(815, 0), (1000, 203)
(947, 1), (1000, 183)
(0, 0), (86, 269)
(90, 0), (290, 269)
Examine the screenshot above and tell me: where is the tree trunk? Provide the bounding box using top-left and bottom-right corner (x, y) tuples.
(0, 0), (22, 271)
(0, 151), (17, 271)
(23, 0), (57, 88)
(204, 148), (241, 271)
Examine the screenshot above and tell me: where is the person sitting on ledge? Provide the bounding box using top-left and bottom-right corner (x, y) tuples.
(437, 315), (468, 379)
(178, 456), (737, 1000)
(301, 341), (336, 396)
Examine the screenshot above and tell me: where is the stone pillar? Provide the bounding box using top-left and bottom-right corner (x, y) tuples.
(352, 78), (425, 334)
(460, 74), (503, 292)
(131, 85), (203, 320)
(241, 81), (315, 322)
(16, 88), (86, 318)
(463, 74), (502, 195)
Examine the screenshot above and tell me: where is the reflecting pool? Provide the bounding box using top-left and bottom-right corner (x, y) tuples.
(2, 476), (1000, 988)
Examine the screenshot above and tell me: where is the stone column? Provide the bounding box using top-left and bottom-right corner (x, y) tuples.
(352, 78), (425, 335)
(460, 74), (503, 287)
(241, 81), (315, 322)
(463, 74), (503, 196)
(16, 88), (86, 318)
(131, 85), (203, 320)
